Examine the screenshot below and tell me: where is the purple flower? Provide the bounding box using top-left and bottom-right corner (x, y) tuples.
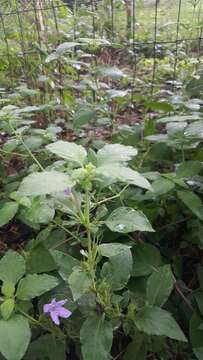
(64, 187), (72, 196)
(43, 298), (72, 325)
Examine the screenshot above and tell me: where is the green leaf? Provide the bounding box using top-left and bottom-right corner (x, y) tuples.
(73, 107), (97, 128)
(176, 161), (202, 178)
(101, 249), (132, 290)
(146, 178), (175, 197)
(26, 244), (57, 274)
(98, 243), (131, 257)
(24, 334), (65, 360)
(194, 347), (203, 360)
(0, 202), (18, 227)
(18, 171), (74, 196)
(0, 299), (15, 320)
(135, 306), (187, 342)
(46, 140), (87, 166)
(156, 115), (201, 123)
(16, 274), (59, 300)
(96, 165), (152, 190)
(186, 73), (203, 96)
(68, 266), (92, 301)
(97, 66), (125, 79)
(146, 265), (174, 306)
(0, 315), (31, 360)
(184, 121), (203, 139)
(105, 207), (154, 233)
(97, 144), (137, 166)
(56, 42), (80, 54)
(190, 313), (203, 349)
(132, 244), (162, 277)
(51, 250), (80, 281)
(177, 190), (203, 220)
(0, 250), (25, 284)
(80, 315), (113, 360)
(123, 334), (148, 360)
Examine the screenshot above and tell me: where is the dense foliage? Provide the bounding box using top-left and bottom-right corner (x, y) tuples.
(0, 0), (202, 359)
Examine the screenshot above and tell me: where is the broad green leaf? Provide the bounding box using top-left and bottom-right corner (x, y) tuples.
(146, 265), (174, 306)
(177, 190), (203, 220)
(123, 334), (148, 360)
(46, 140), (87, 166)
(97, 144), (137, 166)
(132, 244), (162, 277)
(101, 249), (132, 290)
(80, 315), (113, 360)
(97, 66), (125, 79)
(156, 115), (201, 123)
(146, 178), (175, 197)
(21, 199), (55, 224)
(96, 165), (152, 190)
(68, 266), (92, 301)
(26, 244), (57, 274)
(0, 202), (18, 227)
(166, 122), (187, 138)
(184, 121), (203, 139)
(98, 243), (131, 257)
(194, 347), (203, 360)
(190, 313), (203, 349)
(186, 73), (203, 96)
(135, 306), (187, 342)
(18, 171), (74, 196)
(24, 334), (65, 360)
(0, 250), (25, 284)
(73, 107), (97, 128)
(106, 89), (128, 99)
(56, 42), (80, 54)
(16, 274), (59, 300)
(51, 250), (79, 281)
(176, 161), (202, 178)
(105, 207), (154, 233)
(0, 315), (31, 360)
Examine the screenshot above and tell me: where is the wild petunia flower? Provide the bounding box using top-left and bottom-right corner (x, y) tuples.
(43, 298), (72, 325)
(64, 187), (72, 196)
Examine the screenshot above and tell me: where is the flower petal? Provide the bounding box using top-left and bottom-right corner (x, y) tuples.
(50, 311), (60, 325)
(56, 299), (67, 307)
(57, 307), (72, 319)
(43, 303), (52, 313)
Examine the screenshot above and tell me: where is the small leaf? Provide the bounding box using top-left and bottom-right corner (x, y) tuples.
(46, 140), (87, 166)
(0, 202), (18, 227)
(147, 265), (174, 306)
(16, 274), (59, 300)
(80, 315), (113, 360)
(18, 171), (74, 196)
(124, 334), (148, 360)
(105, 207), (154, 233)
(132, 244), (162, 277)
(0, 250), (25, 284)
(0, 315), (31, 360)
(135, 306), (187, 342)
(0, 299), (15, 320)
(68, 267), (92, 301)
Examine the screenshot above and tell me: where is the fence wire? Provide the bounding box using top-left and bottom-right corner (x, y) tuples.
(0, 0), (202, 96)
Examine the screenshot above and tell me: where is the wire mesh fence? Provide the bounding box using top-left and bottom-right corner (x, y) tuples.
(0, 0), (202, 96)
